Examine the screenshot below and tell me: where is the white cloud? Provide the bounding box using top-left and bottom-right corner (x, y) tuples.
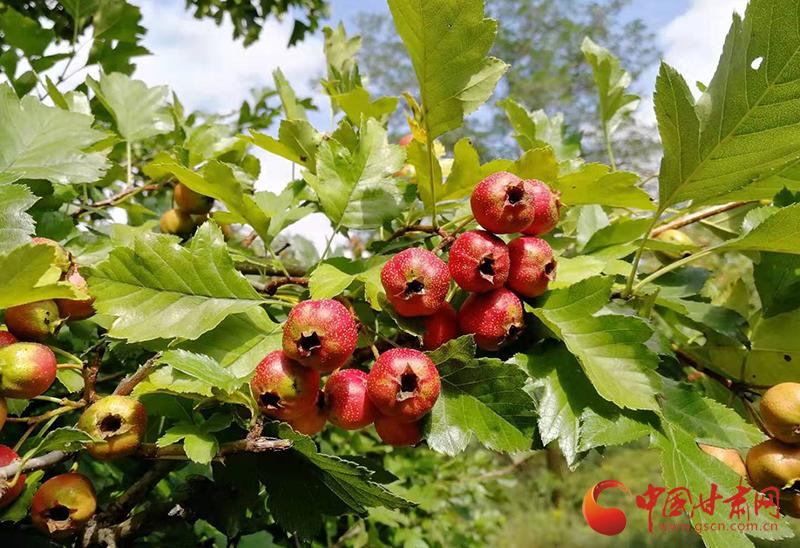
(132, 0), (347, 251)
(660, 0), (748, 93)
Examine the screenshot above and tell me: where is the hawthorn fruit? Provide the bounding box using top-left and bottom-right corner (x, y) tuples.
(421, 302), (458, 350)
(0, 331), (17, 348)
(174, 183), (214, 214)
(448, 230), (510, 293)
(760, 382), (800, 445)
(470, 172), (537, 234)
(55, 267), (95, 321)
(375, 414), (423, 447)
(458, 288), (524, 351)
(31, 473), (96, 539)
(78, 395), (148, 460)
(250, 350), (320, 420)
(698, 443), (747, 477)
(287, 392), (328, 436)
(746, 439), (800, 490)
(507, 236), (557, 298)
(159, 208), (195, 235)
(521, 180), (561, 236)
(282, 299), (359, 373)
(4, 300), (60, 341)
(0, 445), (24, 508)
(324, 368), (377, 430)
(31, 237), (71, 272)
(367, 348), (440, 422)
(381, 248), (450, 317)
(0, 342), (57, 399)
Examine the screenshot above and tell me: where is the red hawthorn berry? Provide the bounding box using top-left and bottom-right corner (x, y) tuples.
(324, 368), (377, 430)
(521, 180), (561, 235)
(471, 172), (537, 234)
(448, 230), (510, 293)
(381, 248), (450, 317)
(282, 299), (359, 373)
(507, 236), (557, 298)
(367, 348), (441, 422)
(458, 288), (524, 351)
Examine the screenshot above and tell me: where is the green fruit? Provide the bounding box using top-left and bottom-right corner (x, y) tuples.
(4, 300), (60, 341)
(55, 267), (95, 321)
(78, 395), (147, 460)
(0, 342), (58, 399)
(746, 439), (800, 490)
(159, 208), (195, 235)
(760, 383), (800, 444)
(654, 229), (696, 263)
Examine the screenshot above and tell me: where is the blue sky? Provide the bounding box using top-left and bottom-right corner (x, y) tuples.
(125, 0), (747, 248)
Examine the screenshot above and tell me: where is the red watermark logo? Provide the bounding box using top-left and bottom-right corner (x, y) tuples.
(582, 480), (782, 536)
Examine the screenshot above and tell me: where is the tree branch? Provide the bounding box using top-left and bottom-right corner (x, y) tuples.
(651, 201), (750, 237)
(387, 224), (449, 242)
(83, 347), (103, 404)
(104, 461), (178, 520)
(72, 184), (161, 218)
(252, 276), (309, 295)
(433, 216), (474, 252)
(113, 353), (162, 396)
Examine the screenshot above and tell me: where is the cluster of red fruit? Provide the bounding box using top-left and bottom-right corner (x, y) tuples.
(382, 171), (560, 352)
(159, 183), (216, 236)
(250, 299), (441, 446)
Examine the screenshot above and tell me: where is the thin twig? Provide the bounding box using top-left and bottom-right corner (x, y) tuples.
(72, 184), (161, 218)
(242, 231), (258, 247)
(433, 216), (474, 252)
(104, 461), (178, 520)
(136, 436), (292, 460)
(83, 347), (103, 404)
(651, 201), (750, 238)
(387, 224), (449, 242)
(254, 276), (309, 296)
(113, 353), (162, 396)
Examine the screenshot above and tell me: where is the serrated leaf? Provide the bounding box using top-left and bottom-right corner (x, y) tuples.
(304, 119), (405, 229)
(254, 424), (411, 539)
(178, 308), (282, 379)
(331, 86), (398, 124)
(720, 203), (800, 254)
(0, 184), (37, 254)
(158, 350), (242, 392)
(0, 8), (53, 57)
(0, 84), (109, 185)
(661, 382), (765, 450)
(273, 68), (308, 121)
(753, 252), (800, 317)
(132, 366), (215, 398)
(32, 427), (96, 455)
(88, 0), (149, 74)
(499, 98), (581, 167)
(307, 257), (388, 309)
(246, 119), (322, 174)
(532, 277), (661, 410)
(88, 223), (264, 342)
(87, 72), (173, 141)
(656, 298), (747, 344)
(0, 244), (83, 308)
(578, 407), (654, 452)
(389, 0), (505, 139)
(656, 422), (793, 546)
(553, 163), (654, 209)
(425, 336), (536, 455)
(656, 2), (800, 210)
(582, 37), (639, 137)
(146, 156), (272, 242)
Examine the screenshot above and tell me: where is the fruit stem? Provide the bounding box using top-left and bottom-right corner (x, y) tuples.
(7, 404), (84, 425)
(426, 131), (438, 229)
(632, 246), (717, 294)
(50, 346), (83, 366)
(622, 214), (661, 298)
(56, 363), (83, 371)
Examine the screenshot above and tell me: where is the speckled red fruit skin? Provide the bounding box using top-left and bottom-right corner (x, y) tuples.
(471, 172), (537, 234)
(31, 473), (96, 539)
(0, 445), (24, 508)
(288, 393), (328, 435)
(251, 351), (320, 420)
(448, 230), (510, 293)
(31, 237), (70, 272)
(0, 331), (17, 348)
(5, 300), (60, 341)
(381, 248), (450, 317)
(282, 300), (359, 373)
(367, 348), (441, 422)
(422, 303), (458, 350)
(459, 288), (524, 351)
(507, 237), (557, 298)
(375, 414), (423, 447)
(0, 342), (57, 399)
(324, 369), (377, 430)
(174, 183), (213, 215)
(521, 180), (561, 235)
(56, 268), (95, 321)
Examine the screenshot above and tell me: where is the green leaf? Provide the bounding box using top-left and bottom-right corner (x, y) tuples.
(88, 0), (149, 74)
(581, 37), (639, 137)
(0, 184), (37, 254)
(388, 0), (506, 139)
(753, 252), (800, 317)
(58, 1), (100, 23)
(32, 427), (96, 455)
(88, 223), (264, 342)
(0, 8), (54, 57)
(655, 422), (793, 546)
(157, 423), (219, 464)
(0, 84), (109, 185)
(655, 298), (747, 344)
(578, 407), (654, 452)
(582, 218), (651, 253)
(0, 244), (83, 309)
(308, 257), (388, 309)
(273, 68), (308, 121)
(254, 424), (412, 539)
(721, 203), (800, 254)
(56, 368), (84, 393)
(425, 336), (536, 455)
(553, 164), (653, 209)
(0, 470), (44, 523)
(656, 2), (800, 210)
(146, 156), (272, 242)
(532, 277), (661, 411)
(304, 119), (405, 229)
(331, 87), (399, 125)
(661, 382), (765, 450)
(499, 98), (580, 167)
(158, 350), (242, 392)
(246, 120), (322, 174)
(87, 72), (173, 142)
(254, 183), (314, 239)
(178, 308), (282, 379)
